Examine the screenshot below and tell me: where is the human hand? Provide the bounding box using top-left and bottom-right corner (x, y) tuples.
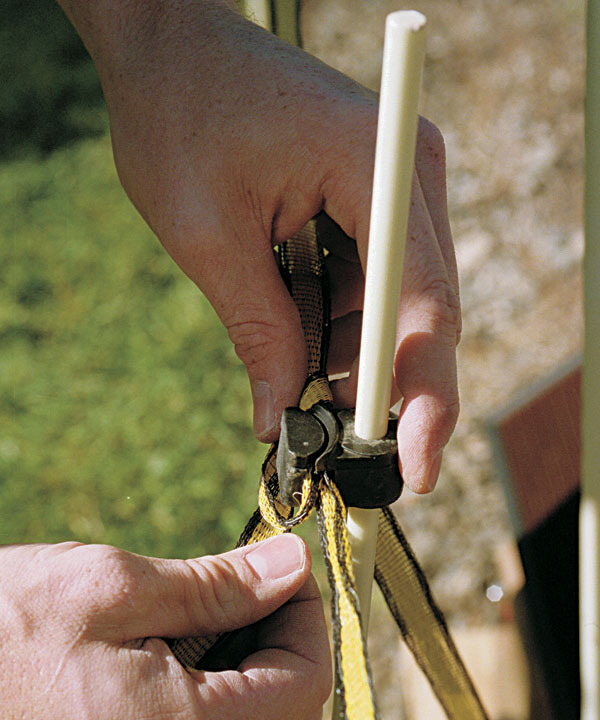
(0, 535), (330, 719)
(59, 0), (460, 493)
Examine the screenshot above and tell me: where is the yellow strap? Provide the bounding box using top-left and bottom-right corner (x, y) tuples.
(170, 223), (488, 719)
(169, 9), (488, 715)
(267, 233), (379, 718)
(375, 508), (489, 720)
(317, 477), (377, 720)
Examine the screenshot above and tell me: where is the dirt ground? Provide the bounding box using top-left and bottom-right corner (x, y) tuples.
(300, 1), (585, 716)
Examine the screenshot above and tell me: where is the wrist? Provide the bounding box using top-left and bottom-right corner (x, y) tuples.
(56, 0), (241, 83)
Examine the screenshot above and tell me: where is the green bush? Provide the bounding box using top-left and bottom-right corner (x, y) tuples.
(0, 0), (105, 160)
(0, 3), (327, 569)
(1, 134), (265, 558)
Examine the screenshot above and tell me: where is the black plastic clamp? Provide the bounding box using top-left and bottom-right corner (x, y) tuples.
(276, 404), (403, 509)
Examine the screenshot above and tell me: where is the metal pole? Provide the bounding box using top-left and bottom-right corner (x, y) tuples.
(581, 0), (600, 717)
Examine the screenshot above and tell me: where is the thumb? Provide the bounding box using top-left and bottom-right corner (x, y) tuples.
(171, 230), (307, 442)
(114, 535), (311, 641)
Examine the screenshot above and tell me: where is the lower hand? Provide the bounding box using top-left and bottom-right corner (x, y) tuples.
(0, 536), (330, 719)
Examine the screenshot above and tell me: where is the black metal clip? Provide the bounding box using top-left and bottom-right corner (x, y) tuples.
(276, 404), (403, 509)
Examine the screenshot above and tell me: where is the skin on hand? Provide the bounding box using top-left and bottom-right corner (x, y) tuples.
(0, 536), (330, 720)
(57, 0), (460, 494)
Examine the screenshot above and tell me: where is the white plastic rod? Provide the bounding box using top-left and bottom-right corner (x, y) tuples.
(354, 10), (426, 442)
(349, 11), (426, 635)
(581, 0), (600, 717)
(331, 14), (425, 718)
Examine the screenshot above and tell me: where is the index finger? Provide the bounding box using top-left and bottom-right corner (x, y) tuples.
(394, 175), (460, 492)
(414, 117), (461, 340)
(191, 575), (331, 720)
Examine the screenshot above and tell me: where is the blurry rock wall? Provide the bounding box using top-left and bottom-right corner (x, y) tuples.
(302, 0), (584, 625)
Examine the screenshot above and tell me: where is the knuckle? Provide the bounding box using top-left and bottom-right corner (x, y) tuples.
(409, 393), (460, 461)
(418, 116), (446, 163)
(227, 317), (296, 372)
(422, 277), (461, 336)
(434, 398), (461, 455)
(439, 394), (460, 430)
(416, 391), (460, 436)
(426, 382), (460, 443)
(39, 545), (143, 639)
(228, 320), (276, 370)
(185, 556), (243, 627)
(70, 545), (141, 615)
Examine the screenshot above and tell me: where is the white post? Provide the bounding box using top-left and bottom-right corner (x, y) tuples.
(349, 10), (426, 635)
(581, 0), (600, 717)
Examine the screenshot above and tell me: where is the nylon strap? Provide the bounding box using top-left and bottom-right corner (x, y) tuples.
(169, 222), (488, 720)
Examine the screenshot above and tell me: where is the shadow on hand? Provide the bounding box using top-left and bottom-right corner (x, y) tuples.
(193, 625), (261, 672)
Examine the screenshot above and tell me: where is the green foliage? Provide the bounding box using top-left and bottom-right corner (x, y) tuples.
(1, 134), (265, 558)
(0, 0), (105, 160)
(0, 4), (322, 569)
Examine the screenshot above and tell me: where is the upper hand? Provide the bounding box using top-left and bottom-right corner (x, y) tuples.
(66, 0), (461, 493)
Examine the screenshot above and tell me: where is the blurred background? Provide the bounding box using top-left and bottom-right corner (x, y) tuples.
(1, 1), (585, 718)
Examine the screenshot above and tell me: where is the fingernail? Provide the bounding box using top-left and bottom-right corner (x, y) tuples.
(246, 535), (305, 580)
(426, 451), (443, 492)
(251, 381), (276, 439)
